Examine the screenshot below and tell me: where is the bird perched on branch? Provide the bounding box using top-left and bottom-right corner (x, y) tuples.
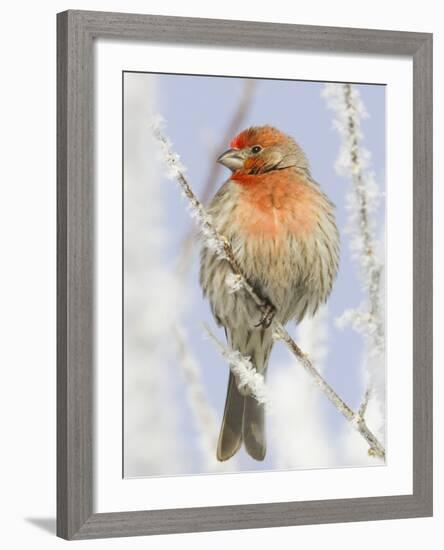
(200, 125), (339, 462)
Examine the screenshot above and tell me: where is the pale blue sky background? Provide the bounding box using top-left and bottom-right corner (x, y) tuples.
(124, 72), (385, 475)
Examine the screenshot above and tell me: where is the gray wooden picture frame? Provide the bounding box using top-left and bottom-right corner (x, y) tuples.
(57, 9), (433, 540)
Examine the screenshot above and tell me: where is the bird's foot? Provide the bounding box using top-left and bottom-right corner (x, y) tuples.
(255, 301), (276, 329)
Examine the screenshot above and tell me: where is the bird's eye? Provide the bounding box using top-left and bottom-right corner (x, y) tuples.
(251, 145), (262, 154)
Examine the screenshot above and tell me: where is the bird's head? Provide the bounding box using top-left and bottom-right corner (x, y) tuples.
(217, 125), (308, 176)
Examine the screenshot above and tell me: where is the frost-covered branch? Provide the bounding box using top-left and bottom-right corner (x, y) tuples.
(271, 325), (382, 458)
(225, 272), (244, 294)
(151, 115), (227, 259)
(203, 325), (268, 407)
(323, 83), (385, 431)
(322, 83), (384, 355)
(174, 326), (236, 471)
(358, 388), (371, 420)
(151, 117), (385, 459)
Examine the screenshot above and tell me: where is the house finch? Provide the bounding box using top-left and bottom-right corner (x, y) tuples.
(200, 125), (339, 461)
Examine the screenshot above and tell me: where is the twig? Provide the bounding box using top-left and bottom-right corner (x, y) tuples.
(323, 83), (385, 422)
(152, 117), (386, 460)
(358, 388), (371, 419)
(272, 327), (384, 458)
(174, 326), (220, 467)
(342, 83), (384, 346)
(203, 324), (268, 407)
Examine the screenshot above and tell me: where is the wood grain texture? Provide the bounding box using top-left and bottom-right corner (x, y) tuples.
(412, 34), (433, 514)
(57, 10), (94, 540)
(69, 9), (429, 54)
(56, 9), (433, 540)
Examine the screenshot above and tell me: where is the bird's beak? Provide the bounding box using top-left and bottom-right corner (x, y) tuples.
(217, 148), (245, 171)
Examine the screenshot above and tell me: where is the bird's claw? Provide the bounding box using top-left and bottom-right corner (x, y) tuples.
(255, 302), (276, 329)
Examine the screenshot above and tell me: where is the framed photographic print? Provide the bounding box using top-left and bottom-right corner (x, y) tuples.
(57, 10), (433, 540)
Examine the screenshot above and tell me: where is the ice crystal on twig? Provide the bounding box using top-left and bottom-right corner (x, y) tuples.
(150, 115), (187, 180)
(151, 116), (227, 259)
(225, 272), (244, 293)
(203, 325), (268, 407)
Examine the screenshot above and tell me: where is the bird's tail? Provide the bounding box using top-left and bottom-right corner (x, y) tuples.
(217, 329), (271, 462)
(217, 371), (244, 461)
(243, 393), (266, 461)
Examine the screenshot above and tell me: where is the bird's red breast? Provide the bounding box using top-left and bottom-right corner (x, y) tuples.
(231, 169), (319, 238)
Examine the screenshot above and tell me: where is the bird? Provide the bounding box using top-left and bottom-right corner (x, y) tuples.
(199, 125), (339, 462)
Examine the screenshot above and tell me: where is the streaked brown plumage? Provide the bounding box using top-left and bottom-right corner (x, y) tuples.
(200, 125), (339, 461)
